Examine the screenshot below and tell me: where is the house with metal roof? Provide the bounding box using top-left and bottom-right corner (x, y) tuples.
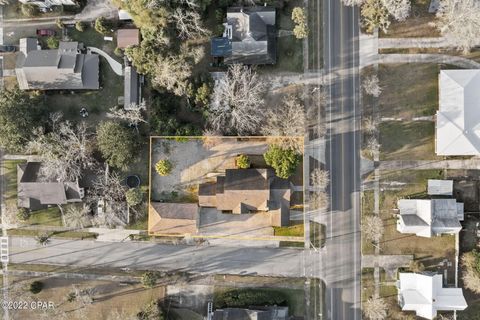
(17, 162), (84, 211)
(436, 69), (480, 155)
(198, 168), (291, 227)
(397, 198), (464, 238)
(211, 7), (276, 65)
(15, 39), (99, 90)
(397, 272), (467, 319)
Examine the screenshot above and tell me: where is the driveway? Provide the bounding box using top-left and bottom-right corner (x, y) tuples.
(198, 207), (274, 237)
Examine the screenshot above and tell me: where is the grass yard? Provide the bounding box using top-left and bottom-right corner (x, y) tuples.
(67, 26), (118, 57)
(361, 191), (375, 255)
(378, 170), (456, 281)
(4, 160), (25, 205)
(361, 268), (375, 302)
(379, 121), (438, 160)
(307, 0), (322, 70)
(274, 221), (304, 237)
(380, 0), (440, 38)
(378, 64), (439, 119)
(26, 207), (62, 226)
(458, 301), (480, 320)
(9, 275), (165, 320)
(44, 55), (123, 124)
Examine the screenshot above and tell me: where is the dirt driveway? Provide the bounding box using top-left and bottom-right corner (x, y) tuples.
(198, 207), (274, 236)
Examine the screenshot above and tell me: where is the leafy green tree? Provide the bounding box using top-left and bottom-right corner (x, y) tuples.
(236, 154), (251, 169)
(292, 7), (308, 39)
(29, 281), (44, 294)
(114, 47), (124, 57)
(155, 159), (173, 176)
(141, 271), (159, 288)
(56, 18), (65, 29)
(95, 17), (110, 35)
(263, 145), (301, 179)
(0, 89), (42, 152)
(112, 0), (169, 29)
(195, 83), (212, 107)
(75, 21), (85, 32)
(125, 188), (143, 207)
(361, 0), (391, 33)
(21, 4), (38, 17)
(46, 36), (59, 49)
(96, 121), (138, 169)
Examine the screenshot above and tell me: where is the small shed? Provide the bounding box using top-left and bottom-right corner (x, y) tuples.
(427, 179), (453, 196)
(117, 29), (140, 49)
(118, 9), (133, 21)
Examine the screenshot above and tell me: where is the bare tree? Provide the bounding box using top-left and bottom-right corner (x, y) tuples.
(263, 95), (306, 137)
(363, 296), (388, 320)
(107, 101), (147, 131)
(208, 64), (266, 135)
(382, 0), (410, 21)
(310, 168), (330, 190)
(437, 0), (480, 53)
(461, 251), (480, 293)
(409, 259), (425, 273)
(171, 8), (210, 39)
(363, 74), (382, 97)
(365, 136), (380, 157)
(309, 191), (330, 211)
(64, 205), (91, 229)
(153, 55), (192, 96)
(342, 0), (364, 6)
(28, 118), (95, 182)
(362, 215), (384, 243)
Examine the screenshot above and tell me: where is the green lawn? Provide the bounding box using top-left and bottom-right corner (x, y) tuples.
(26, 207), (62, 226)
(361, 191), (375, 255)
(378, 64), (439, 119)
(274, 221), (304, 237)
(379, 121), (438, 160)
(4, 160), (25, 205)
(458, 301), (480, 320)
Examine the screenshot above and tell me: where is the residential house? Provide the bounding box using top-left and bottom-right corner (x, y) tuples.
(436, 69), (480, 155)
(212, 306), (289, 320)
(17, 162), (84, 211)
(397, 272), (467, 320)
(397, 198), (464, 238)
(18, 0), (76, 9)
(148, 202), (198, 235)
(123, 64), (139, 109)
(211, 7), (276, 65)
(15, 39), (99, 90)
(198, 168), (291, 227)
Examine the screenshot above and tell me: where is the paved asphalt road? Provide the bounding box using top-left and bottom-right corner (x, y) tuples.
(9, 237), (320, 278)
(322, 0), (362, 319)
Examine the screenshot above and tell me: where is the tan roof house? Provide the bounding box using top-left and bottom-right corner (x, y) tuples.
(148, 202), (198, 235)
(198, 168), (291, 227)
(117, 29), (140, 49)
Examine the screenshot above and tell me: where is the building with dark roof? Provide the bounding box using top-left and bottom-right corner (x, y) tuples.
(17, 162), (84, 211)
(199, 168), (291, 226)
(211, 7), (276, 65)
(15, 39), (99, 90)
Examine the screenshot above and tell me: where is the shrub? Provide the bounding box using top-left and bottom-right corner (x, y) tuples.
(155, 159), (173, 176)
(195, 83), (212, 107)
(214, 289), (287, 309)
(46, 36), (59, 49)
(94, 17), (109, 35)
(75, 21), (85, 32)
(137, 301), (165, 320)
(17, 208), (30, 221)
(29, 281), (43, 294)
(236, 154), (251, 169)
(114, 47), (124, 57)
(125, 188), (143, 207)
(56, 18), (65, 29)
(21, 4), (38, 17)
(263, 145), (301, 179)
(141, 271), (159, 288)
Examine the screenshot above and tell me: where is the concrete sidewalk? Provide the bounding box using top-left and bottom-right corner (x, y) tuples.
(378, 159), (480, 170)
(378, 54), (480, 69)
(378, 37), (448, 49)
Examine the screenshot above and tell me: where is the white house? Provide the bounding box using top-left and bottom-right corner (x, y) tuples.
(436, 69), (480, 155)
(398, 273), (467, 320)
(397, 199), (464, 237)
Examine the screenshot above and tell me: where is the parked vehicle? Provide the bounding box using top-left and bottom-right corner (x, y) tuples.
(0, 45), (16, 52)
(36, 29), (56, 37)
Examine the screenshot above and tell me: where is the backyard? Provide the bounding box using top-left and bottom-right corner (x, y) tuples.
(379, 0), (440, 38)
